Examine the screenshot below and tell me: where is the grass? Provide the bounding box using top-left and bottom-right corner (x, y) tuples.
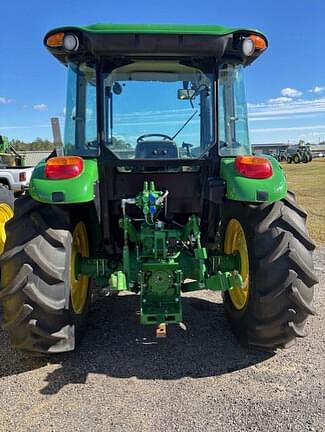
(282, 158), (325, 245)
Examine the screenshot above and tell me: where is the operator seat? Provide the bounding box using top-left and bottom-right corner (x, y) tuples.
(135, 140), (178, 159)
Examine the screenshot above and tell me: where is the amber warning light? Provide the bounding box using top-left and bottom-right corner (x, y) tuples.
(46, 32), (80, 52)
(45, 157), (84, 179)
(234, 156), (273, 179)
(242, 35), (267, 57)
(46, 32), (65, 47)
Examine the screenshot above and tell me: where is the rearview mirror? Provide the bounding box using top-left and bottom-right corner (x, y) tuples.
(177, 89), (196, 100)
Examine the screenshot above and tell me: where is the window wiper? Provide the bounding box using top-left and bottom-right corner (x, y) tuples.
(171, 110), (198, 141)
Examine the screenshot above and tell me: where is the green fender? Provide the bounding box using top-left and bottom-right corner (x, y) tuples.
(220, 156), (287, 203)
(29, 158), (99, 204)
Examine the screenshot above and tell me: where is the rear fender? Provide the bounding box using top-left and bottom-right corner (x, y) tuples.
(220, 156), (287, 202)
(29, 158), (99, 204)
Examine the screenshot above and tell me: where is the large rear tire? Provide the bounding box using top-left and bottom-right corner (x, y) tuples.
(222, 192), (318, 351)
(0, 197), (91, 355)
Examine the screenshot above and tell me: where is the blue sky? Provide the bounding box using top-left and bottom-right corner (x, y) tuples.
(0, 0), (325, 144)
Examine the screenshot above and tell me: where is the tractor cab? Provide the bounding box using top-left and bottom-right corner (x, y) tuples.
(44, 24), (267, 166)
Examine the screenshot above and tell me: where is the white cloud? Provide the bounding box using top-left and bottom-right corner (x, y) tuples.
(308, 86), (325, 94)
(248, 95), (325, 143)
(249, 113), (322, 122)
(0, 124), (50, 130)
(280, 88), (303, 98)
(33, 103), (48, 112)
(268, 97), (292, 104)
(115, 119), (200, 127)
(248, 97), (325, 118)
(247, 102), (265, 109)
(251, 125), (325, 133)
(114, 108), (198, 126)
(116, 108), (193, 119)
(0, 96), (14, 104)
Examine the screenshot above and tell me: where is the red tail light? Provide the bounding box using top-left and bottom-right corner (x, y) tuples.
(19, 172), (27, 182)
(234, 156), (273, 179)
(45, 156), (84, 179)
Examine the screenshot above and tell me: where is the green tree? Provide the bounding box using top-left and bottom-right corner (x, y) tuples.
(10, 138), (55, 152)
(111, 136), (131, 149)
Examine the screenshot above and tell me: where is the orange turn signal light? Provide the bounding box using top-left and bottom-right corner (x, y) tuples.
(46, 32), (65, 47)
(234, 156), (273, 179)
(45, 156), (84, 179)
(249, 35), (267, 51)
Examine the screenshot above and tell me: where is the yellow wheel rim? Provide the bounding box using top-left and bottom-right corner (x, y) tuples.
(0, 203), (14, 254)
(70, 222), (89, 314)
(224, 219), (249, 310)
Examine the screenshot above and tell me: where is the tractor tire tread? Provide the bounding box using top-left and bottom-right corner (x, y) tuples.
(0, 197), (83, 355)
(223, 191), (317, 351)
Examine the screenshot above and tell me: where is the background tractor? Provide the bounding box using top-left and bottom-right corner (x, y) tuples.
(0, 24), (317, 355)
(277, 145), (313, 164)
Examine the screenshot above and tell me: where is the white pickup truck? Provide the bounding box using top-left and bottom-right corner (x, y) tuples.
(0, 166), (34, 192)
(0, 136), (34, 192)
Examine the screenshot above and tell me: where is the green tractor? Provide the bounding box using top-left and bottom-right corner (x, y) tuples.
(0, 24), (317, 354)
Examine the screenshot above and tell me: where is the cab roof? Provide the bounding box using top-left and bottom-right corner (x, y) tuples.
(56, 23), (260, 36)
(44, 23), (268, 67)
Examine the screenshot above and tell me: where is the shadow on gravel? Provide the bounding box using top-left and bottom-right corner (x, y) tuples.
(0, 294), (273, 394)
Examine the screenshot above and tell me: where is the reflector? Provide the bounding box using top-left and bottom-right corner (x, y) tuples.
(249, 35), (267, 50)
(45, 157), (84, 179)
(234, 156), (273, 179)
(46, 32), (64, 47)
(19, 172), (26, 182)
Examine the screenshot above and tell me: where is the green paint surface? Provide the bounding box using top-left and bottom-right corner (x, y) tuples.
(220, 156), (287, 202)
(29, 158), (99, 204)
(48, 22), (265, 37)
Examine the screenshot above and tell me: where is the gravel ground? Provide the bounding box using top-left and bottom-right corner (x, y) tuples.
(0, 248), (324, 432)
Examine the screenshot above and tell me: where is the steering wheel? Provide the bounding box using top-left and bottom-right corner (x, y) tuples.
(137, 133), (173, 143)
